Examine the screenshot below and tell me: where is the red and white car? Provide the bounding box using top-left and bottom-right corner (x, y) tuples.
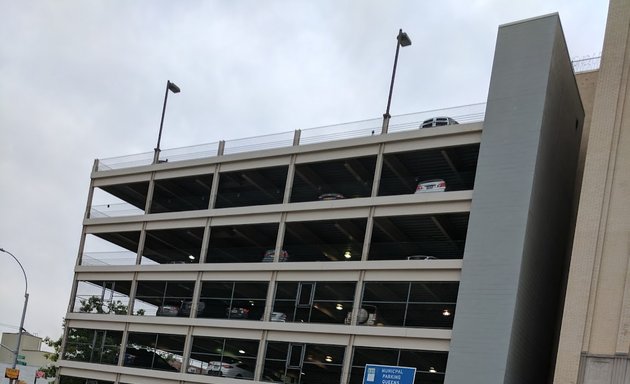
(262, 249), (289, 262)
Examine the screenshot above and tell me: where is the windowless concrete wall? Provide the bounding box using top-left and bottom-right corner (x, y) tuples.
(444, 14), (584, 384)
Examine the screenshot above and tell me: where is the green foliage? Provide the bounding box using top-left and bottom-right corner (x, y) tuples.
(41, 332), (62, 378)
(79, 296), (129, 314)
(158, 351), (176, 363)
(38, 296), (145, 378)
(78, 295), (145, 315)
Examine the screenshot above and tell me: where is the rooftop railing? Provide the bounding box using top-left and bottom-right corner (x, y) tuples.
(95, 54), (601, 173)
(96, 102), (487, 171)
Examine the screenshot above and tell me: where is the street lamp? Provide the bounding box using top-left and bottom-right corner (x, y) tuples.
(381, 29), (412, 134)
(0, 248), (29, 372)
(153, 80), (181, 163)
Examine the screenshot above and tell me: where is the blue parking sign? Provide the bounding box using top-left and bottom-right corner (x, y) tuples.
(363, 364), (416, 384)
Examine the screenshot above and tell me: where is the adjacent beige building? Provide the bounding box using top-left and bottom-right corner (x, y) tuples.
(1, 332), (51, 369)
(554, 0), (630, 383)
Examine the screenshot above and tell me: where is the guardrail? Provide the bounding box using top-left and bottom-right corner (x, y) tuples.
(94, 53), (602, 173)
(90, 203), (144, 218)
(81, 251), (138, 266)
(96, 102), (487, 171)
(572, 56), (601, 73)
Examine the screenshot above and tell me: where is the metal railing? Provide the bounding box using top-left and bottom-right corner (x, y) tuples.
(93, 53), (602, 174)
(96, 103), (487, 171)
(223, 131), (295, 155)
(97, 151), (155, 171)
(159, 141), (221, 163)
(81, 251), (138, 266)
(90, 203), (144, 218)
(573, 56), (601, 73)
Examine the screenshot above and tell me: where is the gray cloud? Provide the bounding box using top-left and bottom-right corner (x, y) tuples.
(0, 0), (608, 340)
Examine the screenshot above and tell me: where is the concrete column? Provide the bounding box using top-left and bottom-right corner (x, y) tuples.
(445, 14), (583, 384)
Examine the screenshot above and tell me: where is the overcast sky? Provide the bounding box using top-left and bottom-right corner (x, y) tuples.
(0, 0), (609, 341)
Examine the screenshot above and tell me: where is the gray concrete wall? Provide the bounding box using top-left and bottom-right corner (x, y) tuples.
(444, 14), (584, 384)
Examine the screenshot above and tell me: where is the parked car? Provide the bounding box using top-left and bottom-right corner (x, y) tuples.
(344, 305), (381, 326)
(179, 301), (206, 317)
(207, 361), (254, 379)
(407, 255), (438, 260)
(262, 249), (289, 262)
(156, 303), (180, 317)
(420, 116), (459, 128)
(318, 192), (345, 200)
(260, 311), (287, 322)
(270, 311), (287, 322)
(415, 179), (446, 193)
(226, 306), (250, 319)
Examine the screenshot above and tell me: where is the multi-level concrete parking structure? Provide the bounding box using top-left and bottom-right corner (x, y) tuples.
(57, 14), (585, 384)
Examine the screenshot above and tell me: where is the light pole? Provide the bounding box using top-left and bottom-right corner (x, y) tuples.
(153, 80), (181, 163)
(381, 29), (412, 134)
(0, 248), (29, 372)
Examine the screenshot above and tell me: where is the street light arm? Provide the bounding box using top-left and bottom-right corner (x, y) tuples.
(384, 37), (402, 119)
(0, 247), (30, 372)
(0, 248), (28, 295)
(155, 82), (171, 153)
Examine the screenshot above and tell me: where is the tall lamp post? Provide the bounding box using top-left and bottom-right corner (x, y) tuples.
(381, 29), (412, 134)
(0, 248), (29, 372)
(153, 80), (181, 164)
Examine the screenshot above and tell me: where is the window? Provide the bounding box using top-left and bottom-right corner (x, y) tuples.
(205, 223), (279, 263)
(290, 156), (377, 202)
(124, 332), (185, 372)
(359, 282), (458, 328)
(378, 144), (479, 196)
(89, 181), (149, 218)
(81, 232), (140, 266)
(189, 336), (260, 380)
(134, 281), (195, 317)
(273, 282), (355, 324)
(283, 219), (367, 262)
(141, 227), (204, 264)
(215, 166), (288, 208)
(151, 174), (213, 213)
(199, 281), (269, 320)
(63, 329), (122, 365)
(59, 376), (113, 384)
(350, 347), (448, 384)
(297, 283), (313, 306)
(369, 214), (469, 260)
(73, 280), (132, 315)
(263, 342), (345, 383)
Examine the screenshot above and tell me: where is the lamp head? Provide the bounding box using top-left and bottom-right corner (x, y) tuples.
(167, 80), (181, 93)
(398, 30), (412, 47)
